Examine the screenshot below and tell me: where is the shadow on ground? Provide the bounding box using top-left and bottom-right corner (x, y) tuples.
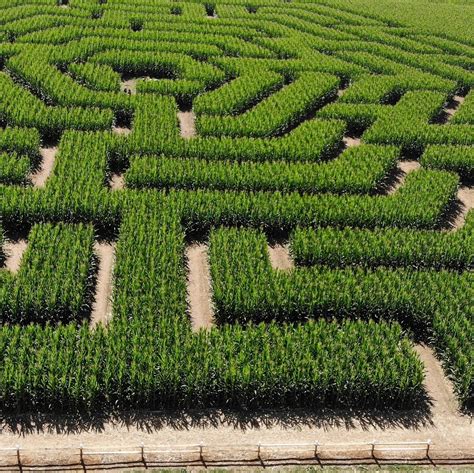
(1, 400), (436, 437)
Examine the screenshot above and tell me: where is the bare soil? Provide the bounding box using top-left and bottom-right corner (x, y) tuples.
(109, 173), (125, 190)
(186, 243), (214, 331)
(337, 87), (347, 97)
(442, 95), (465, 121)
(343, 136), (361, 147)
(387, 160), (420, 194)
(112, 126), (131, 136)
(30, 147), (57, 187)
(2, 239), (27, 273)
(414, 345), (459, 419)
(90, 243), (115, 328)
(268, 244), (294, 270)
(121, 78), (137, 95)
(178, 111), (197, 138)
(451, 186), (474, 229)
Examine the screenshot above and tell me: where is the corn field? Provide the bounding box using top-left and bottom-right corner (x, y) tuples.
(0, 0), (473, 413)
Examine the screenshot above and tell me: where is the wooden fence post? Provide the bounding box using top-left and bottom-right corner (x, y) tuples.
(16, 445), (21, 471)
(314, 441), (319, 457)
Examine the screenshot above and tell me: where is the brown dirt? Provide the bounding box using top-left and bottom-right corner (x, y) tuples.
(186, 243), (214, 331)
(451, 186), (474, 230)
(337, 86), (348, 97)
(178, 111), (196, 138)
(414, 345), (459, 419)
(121, 79), (137, 95)
(443, 95), (465, 121)
(109, 173), (125, 190)
(2, 239), (27, 273)
(30, 147), (57, 187)
(343, 136), (361, 147)
(90, 243), (115, 328)
(268, 244), (294, 271)
(112, 126), (131, 136)
(387, 160), (420, 194)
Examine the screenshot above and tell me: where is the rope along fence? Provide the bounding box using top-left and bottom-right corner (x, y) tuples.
(3, 439), (472, 470)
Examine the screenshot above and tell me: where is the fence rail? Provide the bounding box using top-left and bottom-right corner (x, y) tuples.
(1, 439), (473, 470)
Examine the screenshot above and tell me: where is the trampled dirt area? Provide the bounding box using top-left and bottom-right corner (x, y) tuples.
(2, 239), (27, 273)
(31, 147), (57, 187)
(178, 111), (197, 138)
(186, 243), (214, 331)
(452, 186), (474, 229)
(90, 242), (115, 328)
(120, 78), (137, 95)
(268, 243), (294, 271)
(387, 161), (420, 195)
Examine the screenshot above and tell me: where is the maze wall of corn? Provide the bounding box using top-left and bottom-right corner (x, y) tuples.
(0, 0), (473, 413)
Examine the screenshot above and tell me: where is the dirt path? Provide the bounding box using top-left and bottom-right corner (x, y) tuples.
(90, 243), (115, 328)
(268, 243), (294, 270)
(343, 136), (361, 147)
(186, 243), (214, 331)
(387, 160), (420, 194)
(121, 78), (137, 95)
(337, 86), (347, 97)
(451, 186), (474, 229)
(443, 95), (464, 122)
(2, 239), (27, 273)
(109, 173), (125, 190)
(178, 111), (196, 138)
(112, 126), (131, 136)
(30, 147), (57, 187)
(414, 345), (459, 419)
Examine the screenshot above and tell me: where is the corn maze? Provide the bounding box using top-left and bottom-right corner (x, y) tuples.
(0, 0), (473, 414)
